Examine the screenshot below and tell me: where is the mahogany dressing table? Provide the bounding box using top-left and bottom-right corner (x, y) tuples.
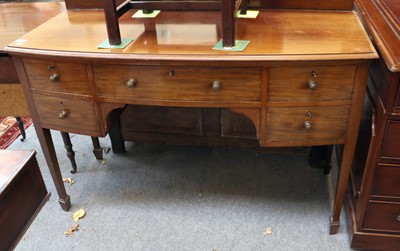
(5, 2), (377, 234)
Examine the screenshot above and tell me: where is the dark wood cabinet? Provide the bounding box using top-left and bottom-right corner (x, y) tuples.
(0, 150), (50, 251)
(346, 0), (400, 249)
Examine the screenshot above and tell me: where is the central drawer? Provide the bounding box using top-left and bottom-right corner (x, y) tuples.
(93, 65), (261, 103)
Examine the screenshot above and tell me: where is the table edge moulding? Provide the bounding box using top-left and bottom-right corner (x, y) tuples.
(4, 4), (378, 235)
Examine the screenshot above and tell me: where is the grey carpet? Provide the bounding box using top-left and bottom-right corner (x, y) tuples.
(8, 125), (352, 250)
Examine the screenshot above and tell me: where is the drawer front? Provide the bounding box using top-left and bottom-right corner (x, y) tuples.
(381, 120), (400, 160)
(265, 106), (350, 144)
(33, 93), (100, 134)
(94, 65), (261, 102)
(372, 164), (400, 199)
(23, 59), (91, 95)
(268, 66), (356, 102)
(363, 201), (400, 233)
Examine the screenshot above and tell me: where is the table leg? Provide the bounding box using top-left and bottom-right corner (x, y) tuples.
(38, 128), (71, 211)
(329, 143), (355, 234)
(15, 116), (26, 141)
(91, 137), (103, 160)
(60, 132), (77, 174)
(109, 118), (125, 153)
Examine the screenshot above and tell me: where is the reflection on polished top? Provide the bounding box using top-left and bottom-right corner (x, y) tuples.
(0, 2), (66, 49)
(6, 9), (377, 61)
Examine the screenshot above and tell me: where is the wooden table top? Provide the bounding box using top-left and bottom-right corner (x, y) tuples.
(5, 9), (378, 62)
(0, 2), (65, 50)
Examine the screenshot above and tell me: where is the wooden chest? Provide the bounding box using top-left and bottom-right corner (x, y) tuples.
(0, 150), (50, 251)
(346, 0), (400, 249)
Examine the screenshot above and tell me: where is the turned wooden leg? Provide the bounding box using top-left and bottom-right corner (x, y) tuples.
(60, 132), (77, 174)
(91, 137), (103, 160)
(15, 116), (26, 141)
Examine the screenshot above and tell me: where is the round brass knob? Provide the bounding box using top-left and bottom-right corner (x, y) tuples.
(304, 121), (313, 130)
(58, 110), (69, 119)
(307, 80), (317, 90)
(50, 73), (60, 82)
(212, 80), (221, 91)
(126, 78), (137, 88)
(397, 215), (400, 222)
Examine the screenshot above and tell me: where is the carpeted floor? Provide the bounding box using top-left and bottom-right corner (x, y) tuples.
(0, 116), (31, 149)
(7, 124), (354, 251)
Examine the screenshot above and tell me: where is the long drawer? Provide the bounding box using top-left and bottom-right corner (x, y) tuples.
(268, 65), (356, 102)
(265, 105), (350, 144)
(23, 59), (91, 95)
(32, 93), (101, 134)
(94, 65), (261, 103)
(363, 201), (400, 233)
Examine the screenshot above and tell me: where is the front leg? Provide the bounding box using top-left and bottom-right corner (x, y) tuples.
(38, 128), (71, 211)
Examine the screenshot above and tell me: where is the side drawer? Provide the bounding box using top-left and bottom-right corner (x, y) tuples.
(23, 59), (91, 95)
(363, 201), (400, 233)
(94, 65), (261, 103)
(381, 120), (400, 160)
(265, 105), (350, 144)
(372, 164), (400, 199)
(268, 65), (356, 102)
(32, 93), (101, 134)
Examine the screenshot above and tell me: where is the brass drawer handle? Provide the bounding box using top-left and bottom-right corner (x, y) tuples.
(304, 121), (313, 130)
(307, 80), (317, 90)
(126, 78), (137, 88)
(50, 73), (60, 82)
(59, 110), (69, 119)
(212, 80), (221, 91)
(397, 215), (400, 222)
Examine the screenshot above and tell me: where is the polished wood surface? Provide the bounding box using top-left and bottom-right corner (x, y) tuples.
(355, 0), (399, 71)
(0, 2), (65, 84)
(5, 9), (377, 236)
(7, 10), (376, 61)
(0, 150), (49, 251)
(64, 0), (355, 10)
(0, 2), (66, 50)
